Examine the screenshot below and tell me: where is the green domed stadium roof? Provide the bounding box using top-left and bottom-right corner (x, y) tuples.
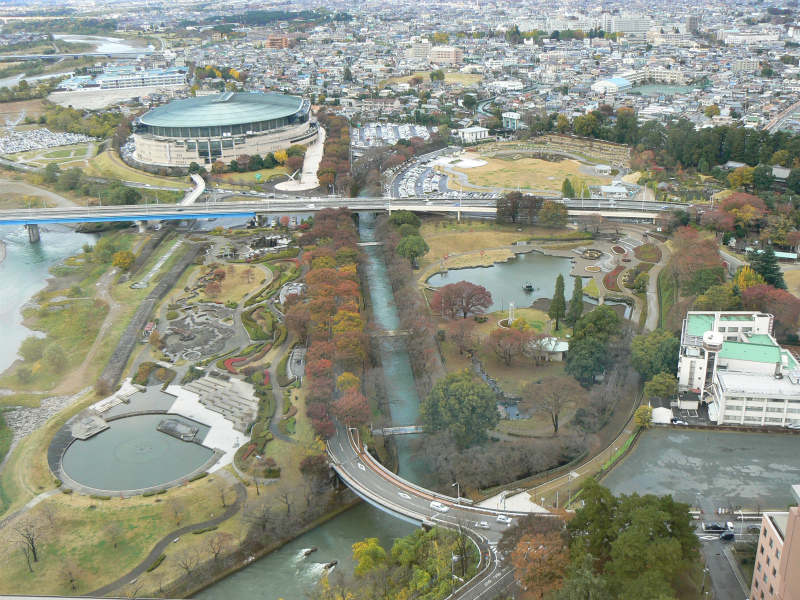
(139, 92), (305, 128)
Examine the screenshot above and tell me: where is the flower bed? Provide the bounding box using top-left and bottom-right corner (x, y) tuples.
(585, 265), (601, 272)
(633, 243), (662, 263)
(611, 245), (626, 255)
(242, 444), (258, 461)
(603, 265), (624, 292)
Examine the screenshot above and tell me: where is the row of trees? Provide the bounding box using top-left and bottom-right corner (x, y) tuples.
(295, 208), (371, 439)
(495, 192), (568, 227)
(43, 163), (142, 205)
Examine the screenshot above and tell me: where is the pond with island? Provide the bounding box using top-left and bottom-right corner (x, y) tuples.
(426, 250), (632, 319)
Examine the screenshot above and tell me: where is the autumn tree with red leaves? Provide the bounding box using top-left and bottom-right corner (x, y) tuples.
(432, 281), (493, 319)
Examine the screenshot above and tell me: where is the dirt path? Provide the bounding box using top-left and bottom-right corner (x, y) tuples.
(0, 177), (82, 208)
(53, 237), (149, 395)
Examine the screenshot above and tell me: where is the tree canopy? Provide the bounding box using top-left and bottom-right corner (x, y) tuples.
(420, 370), (500, 447)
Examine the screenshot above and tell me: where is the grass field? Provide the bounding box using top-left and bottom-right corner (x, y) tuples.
(450, 156), (611, 192)
(784, 269), (800, 299)
(86, 151), (189, 189)
(658, 267), (676, 329)
(193, 265), (262, 305)
(417, 220), (566, 268)
(383, 71), (483, 87)
(0, 193), (56, 209)
(216, 166), (287, 186)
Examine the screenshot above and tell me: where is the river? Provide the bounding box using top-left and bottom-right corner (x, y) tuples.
(0, 225), (97, 374)
(0, 35), (151, 90)
(194, 213), (426, 600)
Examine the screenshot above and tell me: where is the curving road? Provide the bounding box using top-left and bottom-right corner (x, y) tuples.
(327, 427), (543, 599)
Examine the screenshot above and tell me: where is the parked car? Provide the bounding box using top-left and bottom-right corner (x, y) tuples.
(720, 531), (735, 541)
(747, 524), (762, 532)
(671, 418), (688, 425)
(474, 521), (490, 530)
(787, 423), (800, 430)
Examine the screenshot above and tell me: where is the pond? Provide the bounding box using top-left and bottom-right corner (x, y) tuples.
(426, 250), (575, 313)
(61, 414), (214, 492)
(601, 428), (800, 509)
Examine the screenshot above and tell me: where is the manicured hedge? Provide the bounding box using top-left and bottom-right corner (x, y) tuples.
(147, 554), (166, 572)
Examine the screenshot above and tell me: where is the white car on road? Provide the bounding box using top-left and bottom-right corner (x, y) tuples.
(474, 521), (490, 529)
(496, 515), (513, 525)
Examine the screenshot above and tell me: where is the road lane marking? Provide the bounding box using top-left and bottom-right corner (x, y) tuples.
(398, 492), (411, 499)
(358, 463), (366, 471)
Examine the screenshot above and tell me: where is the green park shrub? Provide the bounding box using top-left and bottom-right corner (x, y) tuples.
(147, 554), (166, 572)
(188, 472), (208, 482)
(166, 310), (178, 320)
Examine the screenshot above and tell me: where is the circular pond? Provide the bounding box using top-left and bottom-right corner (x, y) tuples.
(61, 414), (214, 492)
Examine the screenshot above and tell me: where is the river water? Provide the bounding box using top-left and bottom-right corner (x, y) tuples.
(0, 225), (96, 374)
(0, 35), (150, 90)
(194, 213), (425, 600)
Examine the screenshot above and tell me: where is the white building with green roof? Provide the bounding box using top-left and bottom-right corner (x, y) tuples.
(678, 311), (800, 427)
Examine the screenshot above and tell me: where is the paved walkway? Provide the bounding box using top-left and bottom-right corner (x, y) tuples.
(0, 489), (60, 530)
(274, 127), (325, 192)
(87, 471), (246, 597)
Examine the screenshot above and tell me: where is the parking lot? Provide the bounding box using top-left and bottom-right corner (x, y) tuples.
(601, 427), (800, 510)
(390, 161), (500, 202)
(352, 123), (435, 148)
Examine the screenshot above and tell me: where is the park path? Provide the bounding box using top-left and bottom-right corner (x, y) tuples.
(0, 489), (60, 530)
(87, 471), (246, 598)
(53, 234), (151, 395)
(0, 177), (81, 208)
(266, 251), (309, 444)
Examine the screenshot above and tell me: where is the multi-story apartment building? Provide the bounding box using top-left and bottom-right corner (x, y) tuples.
(733, 58), (761, 74)
(678, 311), (800, 427)
(429, 46), (463, 65)
(750, 485), (800, 600)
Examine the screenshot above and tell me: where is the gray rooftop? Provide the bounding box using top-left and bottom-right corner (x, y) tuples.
(139, 92), (305, 128)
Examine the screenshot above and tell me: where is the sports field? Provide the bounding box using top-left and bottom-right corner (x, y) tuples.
(450, 155), (612, 192)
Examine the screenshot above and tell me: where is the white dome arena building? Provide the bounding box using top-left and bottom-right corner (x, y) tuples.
(132, 92), (317, 168)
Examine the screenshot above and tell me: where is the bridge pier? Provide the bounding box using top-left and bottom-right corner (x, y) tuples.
(457, 209), (461, 223)
(26, 224), (40, 243)
(137, 220), (147, 234)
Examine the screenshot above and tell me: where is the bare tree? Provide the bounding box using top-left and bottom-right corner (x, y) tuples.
(14, 518), (41, 563)
(244, 499), (273, 532)
(165, 497), (186, 525)
(521, 377), (583, 437)
(148, 572), (166, 595)
(106, 522), (123, 548)
(453, 516), (472, 578)
(211, 478), (231, 508)
(120, 579), (144, 598)
(524, 333), (551, 367)
(59, 559), (81, 590)
(207, 532), (233, 560)
(175, 548), (200, 576)
(276, 485), (297, 517)
(17, 541), (33, 572)
(39, 503), (58, 531)
(446, 320), (477, 354)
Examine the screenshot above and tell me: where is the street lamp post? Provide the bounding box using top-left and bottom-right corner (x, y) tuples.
(701, 565), (709, 595)
(451, 481), (461, 504)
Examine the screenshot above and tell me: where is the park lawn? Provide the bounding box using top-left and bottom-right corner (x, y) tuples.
(0, 480), (227, 596)
(633, 243), (662, 262)
(583, 278), (600, 297)
(658, 267), (676, 330)
(0, 299), (109, 395)
(194, 265), (261, 305)
(86, 150), (189, 189)
(451, 156), (611, 192)
(784, 269), (800, 300)
(382, 71), (483, 87)
(216, 166), (287, 186)
(0, 193), (56, 209)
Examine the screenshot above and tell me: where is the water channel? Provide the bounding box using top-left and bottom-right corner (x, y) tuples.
(0, 225), (97, 374)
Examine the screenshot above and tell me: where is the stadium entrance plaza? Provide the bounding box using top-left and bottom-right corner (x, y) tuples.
(601, 428), (800, 510)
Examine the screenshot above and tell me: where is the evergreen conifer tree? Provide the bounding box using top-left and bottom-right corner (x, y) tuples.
(549, 274), (567, 330)
(566, 276), (584, 326)
(749, 247), (786, 289)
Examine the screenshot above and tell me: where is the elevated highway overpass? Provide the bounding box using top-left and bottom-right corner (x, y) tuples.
(0, 196), (668, 239)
